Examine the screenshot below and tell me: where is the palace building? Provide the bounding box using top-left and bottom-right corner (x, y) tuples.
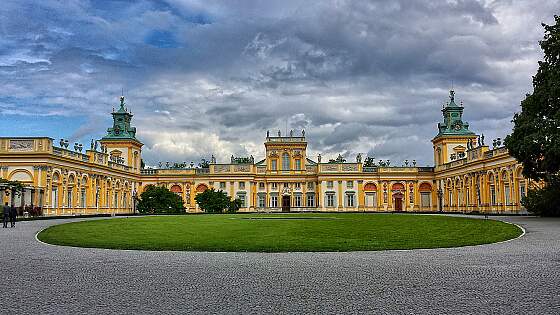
(0, 91), (535, 216)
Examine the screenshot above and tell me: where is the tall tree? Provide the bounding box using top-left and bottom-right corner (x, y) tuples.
(505, 15), (560, 216)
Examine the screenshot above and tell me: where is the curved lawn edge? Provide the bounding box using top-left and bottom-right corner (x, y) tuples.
(35, 214), (524, 253)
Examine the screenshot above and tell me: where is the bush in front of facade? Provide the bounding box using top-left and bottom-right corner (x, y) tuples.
(137, 185), (185, 214)
(521, 176), (560, 217)
(195, 188), (241, 213)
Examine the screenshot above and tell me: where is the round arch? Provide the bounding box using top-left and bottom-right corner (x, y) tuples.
(8, 169), (33, 183)
(52, 171), (61, 183)
(81, 174), (89, 185)
(68, 174), (76, 185)
(170, 185), (182, 193)
(419, 182), (432, 192)
(364, 183), (377, 191)
(196, 184), (209, 193)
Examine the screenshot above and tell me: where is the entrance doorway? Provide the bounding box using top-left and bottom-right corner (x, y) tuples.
(393, 193), (403, 211)
(282, 196), (291, 212)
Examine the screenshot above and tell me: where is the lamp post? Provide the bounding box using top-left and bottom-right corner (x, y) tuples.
(437, 187), (443, 213)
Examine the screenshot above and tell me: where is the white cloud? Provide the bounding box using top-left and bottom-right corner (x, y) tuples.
(0, 0), (556, 166)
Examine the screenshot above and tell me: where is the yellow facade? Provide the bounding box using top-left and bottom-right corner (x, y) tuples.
(0, 93), (531, 216)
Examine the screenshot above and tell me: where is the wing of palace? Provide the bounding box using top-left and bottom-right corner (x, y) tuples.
(0, 91), (535, 216)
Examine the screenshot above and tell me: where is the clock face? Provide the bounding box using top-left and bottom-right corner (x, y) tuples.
(454, 122), (462, 130)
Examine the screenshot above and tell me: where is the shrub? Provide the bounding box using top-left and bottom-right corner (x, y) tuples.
(137, 185), (185, 214)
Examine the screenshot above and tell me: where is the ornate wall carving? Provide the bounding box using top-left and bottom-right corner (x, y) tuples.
(215, 165), (230, 173)
(9, 139), (34, 151)
(322, 164), (339, 172)
(234, 165), (250, 172)
(342, 164), (358, 172)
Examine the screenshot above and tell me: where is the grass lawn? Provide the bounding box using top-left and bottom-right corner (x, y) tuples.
(37, 213), (522, 252)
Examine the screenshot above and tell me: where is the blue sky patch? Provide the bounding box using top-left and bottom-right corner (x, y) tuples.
(144, 30), (180, 48)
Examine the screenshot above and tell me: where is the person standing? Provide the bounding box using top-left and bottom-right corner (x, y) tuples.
(9, 204), (16, 228)
(2, 202), (9, 228)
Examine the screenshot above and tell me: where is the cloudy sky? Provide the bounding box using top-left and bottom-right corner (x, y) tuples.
(0, 0), (557, 166)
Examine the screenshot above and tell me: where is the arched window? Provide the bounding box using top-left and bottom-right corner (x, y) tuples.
(282, 153), (290, 170)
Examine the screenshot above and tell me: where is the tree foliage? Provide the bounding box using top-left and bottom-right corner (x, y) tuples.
(137, 185), (185, 214)
(505, 16), (560, 216)
(506, 16), (560, 180)
(0, 178), (24, 199)
(521, 177), (560, 217)
(194, 188), (241, 213)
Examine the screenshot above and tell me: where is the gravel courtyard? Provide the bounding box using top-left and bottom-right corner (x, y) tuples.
(0, 215), (558, 314)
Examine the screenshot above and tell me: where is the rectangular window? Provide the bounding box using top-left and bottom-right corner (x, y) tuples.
(520, 184), (526, 199)
(295, 182), (301, 190)
(39, 191), (44, 207)
(239, 182), (245, 190)
(421, 192), (430, 208)
(294, 195), (302, 207)
(284, 182), (289, 188)
(258, 195), (265, 208)
(504, 185), (510, 204)
(295, 159), (301, 170)
(282, 154), (290, 170)
(114, 192), (118, 208)
(346, 181), (353, 189)
(490, 188), (496, 205)
(365, 192), (377, 207)
(307, 182), (314, 190)
(238, 194), (246, 208)
(220, 182), (226, 189)
(327, 194), (335, 207)
(270, 196), (278, 208)
(346, 193), (355, 207)
(271, 160), (277, 170)
(327, 181), (333, 189)
(259, 182), (265, 190)
(67, 190), (72, 207)
(307, 194), (315, 207)
(52, 187), (58, 208)
(272, 183), (278, 190)
(80, 189), (86, 208)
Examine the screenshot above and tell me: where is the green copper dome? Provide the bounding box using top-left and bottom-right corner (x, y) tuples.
(435, 90), (475, 138)
(102, 96), (138, 141)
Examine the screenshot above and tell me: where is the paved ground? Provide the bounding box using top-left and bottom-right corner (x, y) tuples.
(0, 215), (559, 314)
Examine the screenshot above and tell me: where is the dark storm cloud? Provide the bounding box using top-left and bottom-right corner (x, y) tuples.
(0, 0), (558, 166)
